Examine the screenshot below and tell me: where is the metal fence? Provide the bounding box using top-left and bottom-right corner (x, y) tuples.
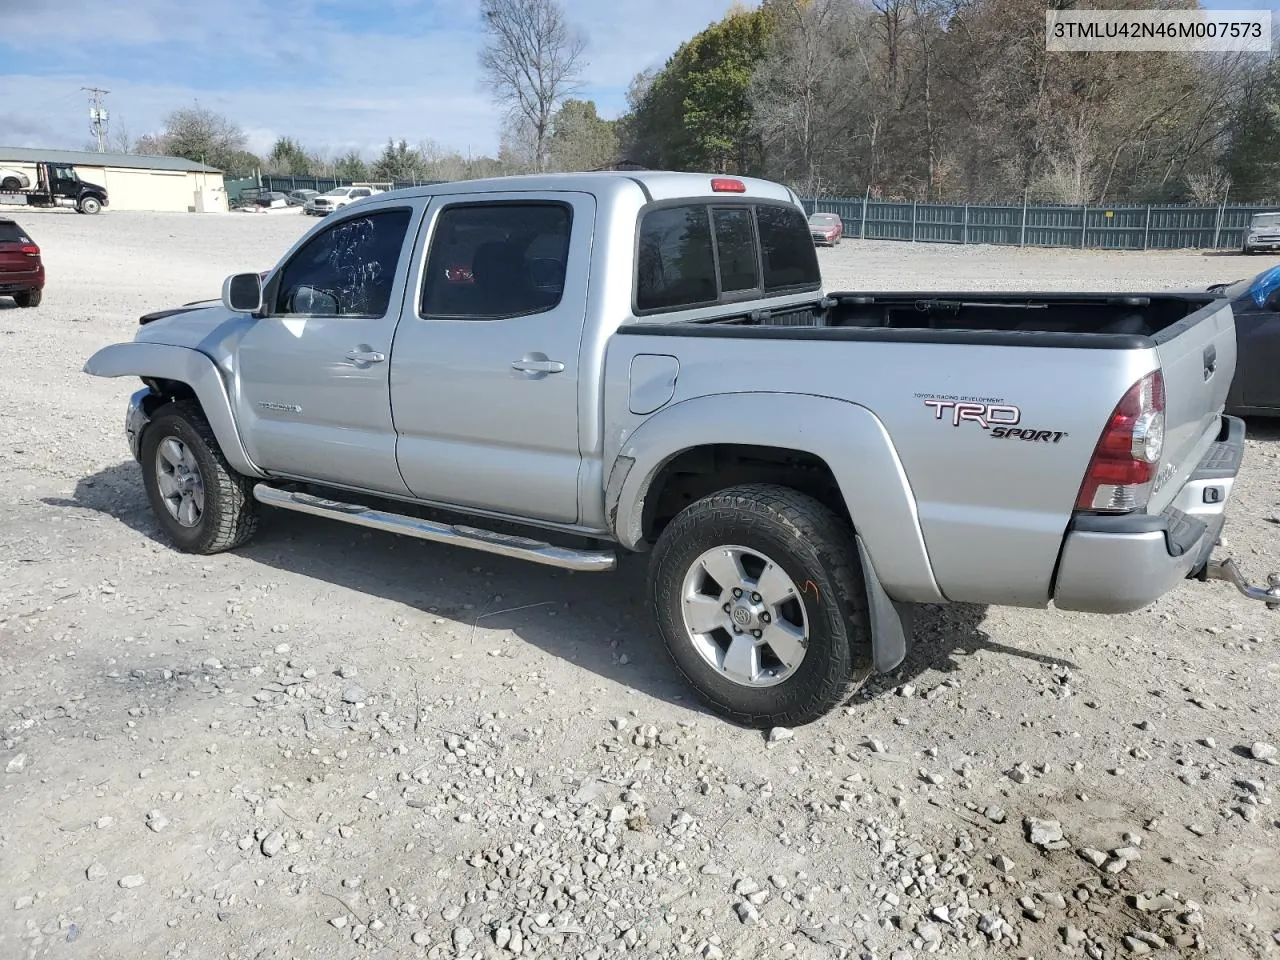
(220, 175), (1268, 250)
(799, 197), (1273, 251)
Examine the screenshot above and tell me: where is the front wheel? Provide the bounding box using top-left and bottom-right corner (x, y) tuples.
(648, 483), (873, 728)
(0, 177), (20, 192)
(79, 196), (102, 214)
(140, 401), (259, 554)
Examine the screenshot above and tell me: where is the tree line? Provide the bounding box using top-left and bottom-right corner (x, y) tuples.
(116, 0), (1280, 203)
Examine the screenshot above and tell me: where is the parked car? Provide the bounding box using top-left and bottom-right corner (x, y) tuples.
(304, 186), (379, 216)
(84, 171), (1279, 729)
(0, 167), (31, 192)
(808, 211), (843, 246)
(286, 189), (319, 207)
(0, 216), (44, 307)
(1242, 211), (1280, 254)
(1208, 265), (1280, 417)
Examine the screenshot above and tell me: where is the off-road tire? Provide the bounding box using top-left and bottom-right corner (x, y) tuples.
(13, 289), (41, 308)
(140, 401), (258, 554)
(648, 482), (873, 728)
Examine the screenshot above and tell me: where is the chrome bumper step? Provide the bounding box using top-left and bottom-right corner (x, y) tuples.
(252, 485), (616, 573)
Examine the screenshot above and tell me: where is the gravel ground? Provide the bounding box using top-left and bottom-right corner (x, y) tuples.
(2, 209), (1280, 960)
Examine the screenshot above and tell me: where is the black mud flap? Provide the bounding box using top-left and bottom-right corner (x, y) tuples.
(856, 535), (914, 673)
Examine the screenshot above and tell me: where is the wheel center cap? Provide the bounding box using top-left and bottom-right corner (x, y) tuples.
(731, 606), (752, 627)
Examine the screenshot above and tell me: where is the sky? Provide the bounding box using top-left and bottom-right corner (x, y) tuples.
(0, 0), (743, 159)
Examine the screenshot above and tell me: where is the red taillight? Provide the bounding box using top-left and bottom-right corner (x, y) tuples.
(1075, 370), (1166, 512)
(711, 177), (746, 193)
(20, 244), (39, 257)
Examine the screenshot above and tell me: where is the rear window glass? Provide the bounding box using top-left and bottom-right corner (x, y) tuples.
(758, 205), (821, 291)
(636, 206), (716, 311)
(713, 208), (758, 293)
(0, 222), (30, 243)
(636, 201), (818, 313)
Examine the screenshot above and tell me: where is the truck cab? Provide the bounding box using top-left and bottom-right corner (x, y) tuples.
(26, 162), (108, 215)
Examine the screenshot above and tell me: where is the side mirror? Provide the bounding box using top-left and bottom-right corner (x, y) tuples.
(289, 285), (339, 315)
(222, 273), (264, 314)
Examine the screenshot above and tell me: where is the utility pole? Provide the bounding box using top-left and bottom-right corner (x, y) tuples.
(83, 87), (110, 152)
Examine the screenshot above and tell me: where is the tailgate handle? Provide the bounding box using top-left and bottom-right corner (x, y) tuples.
(1203, 345), (1217, 380)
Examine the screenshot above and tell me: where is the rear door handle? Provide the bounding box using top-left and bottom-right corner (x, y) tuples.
(345, 349), (385, 364)
(1204, 344), (1217, 380)
(511, 356), (565, 374)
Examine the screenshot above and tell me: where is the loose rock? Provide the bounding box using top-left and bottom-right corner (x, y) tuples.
(260, 831), (285, 857)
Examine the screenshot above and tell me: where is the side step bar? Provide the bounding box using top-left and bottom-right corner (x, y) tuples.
(252, 485), (617, 573)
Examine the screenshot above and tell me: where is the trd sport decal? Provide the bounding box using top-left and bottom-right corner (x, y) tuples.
(917, 395), (1068, 443)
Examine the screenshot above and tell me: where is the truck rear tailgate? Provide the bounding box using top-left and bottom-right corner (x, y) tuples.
(1146, 298), (1236, 513)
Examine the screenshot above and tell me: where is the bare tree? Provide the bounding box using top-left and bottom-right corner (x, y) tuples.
(478, 0), (587, 172)
(751, 0), (850, 196)
(1186, 166), (1231, 205)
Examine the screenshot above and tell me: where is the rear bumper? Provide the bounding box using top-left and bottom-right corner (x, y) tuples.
(1053, 414), (1243, 613)
(0, 265), (44, 293)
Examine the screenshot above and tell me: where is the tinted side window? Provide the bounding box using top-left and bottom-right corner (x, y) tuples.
(636, 206), (715, 311)
(275, 208), (412, 317)
(712, 207), (758, 293)
(757, 204), (820, 291)
(421, 202), (571, 320)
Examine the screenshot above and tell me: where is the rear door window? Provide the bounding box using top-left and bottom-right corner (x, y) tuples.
(419, 201), (572, 320)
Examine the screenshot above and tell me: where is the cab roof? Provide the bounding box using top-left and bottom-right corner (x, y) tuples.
(375, 170), (800, 206)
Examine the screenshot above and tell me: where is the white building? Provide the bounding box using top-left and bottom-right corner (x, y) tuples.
(0, 147), (227, 213)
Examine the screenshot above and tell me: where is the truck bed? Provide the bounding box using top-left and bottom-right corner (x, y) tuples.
(610, 289), (1236, 608)
(627, 290), (1218, 345)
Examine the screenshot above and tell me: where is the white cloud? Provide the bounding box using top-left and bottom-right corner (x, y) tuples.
(0, 0), (744, 157)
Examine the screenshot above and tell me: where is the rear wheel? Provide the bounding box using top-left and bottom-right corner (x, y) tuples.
(0, 177), (20, 192)
(13, 289), (41, 308)
(79, 196), (102, 214)
(140, 402), (258, 554)
(648, 483), (872, 728)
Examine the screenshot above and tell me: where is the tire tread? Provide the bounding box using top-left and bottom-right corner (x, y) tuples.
(146, 401), (258, 553)
(649, 482), (871, 728)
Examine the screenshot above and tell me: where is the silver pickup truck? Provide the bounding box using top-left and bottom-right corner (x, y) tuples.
(84, 171), (1279, 728)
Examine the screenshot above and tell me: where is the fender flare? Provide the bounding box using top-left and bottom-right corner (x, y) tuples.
(606, 391), (943, 606)
(84, 342), (263, 478)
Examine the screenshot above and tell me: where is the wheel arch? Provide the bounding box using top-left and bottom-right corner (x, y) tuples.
(84, 342), (264, 478)
(607, 391), (943, 604)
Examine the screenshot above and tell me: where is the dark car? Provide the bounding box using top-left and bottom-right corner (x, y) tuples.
(0, 216), (44, 307)
(1210, 265), (1280, 416)
(286, 189), (319, 207)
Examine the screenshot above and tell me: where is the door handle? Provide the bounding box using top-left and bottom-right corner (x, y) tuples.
(1203, 344), (1216, 380)
(511, 357), (565, 374)
(345, 349), (385, 364)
